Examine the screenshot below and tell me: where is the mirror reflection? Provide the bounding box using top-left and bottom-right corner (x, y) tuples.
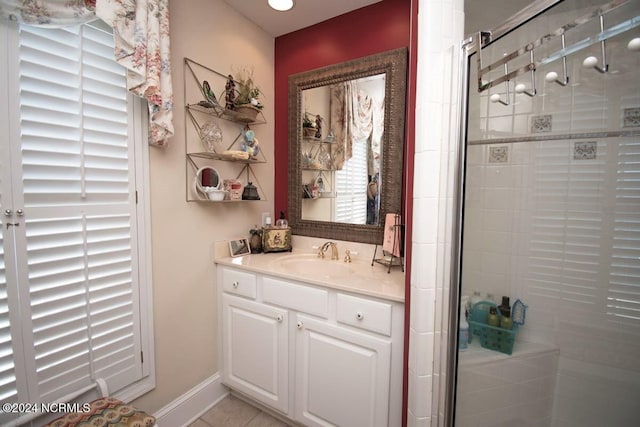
(300, 74), (385, 225)
(288, 48), (407, 244)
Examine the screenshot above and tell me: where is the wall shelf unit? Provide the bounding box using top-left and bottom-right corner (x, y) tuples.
(184, 57), (267, 203)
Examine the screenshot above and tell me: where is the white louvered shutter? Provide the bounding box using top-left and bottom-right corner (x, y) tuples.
(0, 20), (24, 418)
(335, 138), (368, 224)
(528, 138), (640, 329)
(0, 21), (143, 417)
(607, 138), (640, 325)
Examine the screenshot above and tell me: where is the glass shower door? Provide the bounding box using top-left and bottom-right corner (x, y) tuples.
(454, 1), (640, 425)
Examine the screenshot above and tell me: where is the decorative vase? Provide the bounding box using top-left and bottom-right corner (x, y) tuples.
(249, 228), (263, 253)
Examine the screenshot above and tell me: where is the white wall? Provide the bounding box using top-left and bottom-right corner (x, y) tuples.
(132, 0), (275, 413)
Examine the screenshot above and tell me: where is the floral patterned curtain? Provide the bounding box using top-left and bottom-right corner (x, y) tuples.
(330, 81), (374, 170)
(0, 0), (174, 147)
(96, 0), (173, 146)
(0, 0), (96, 26)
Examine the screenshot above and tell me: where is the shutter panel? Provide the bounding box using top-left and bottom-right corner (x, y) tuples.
(0, 21), (20, 424)
(608, 138), (640, 324)
(335, 138), (368, 224)
(526, 138), (640, 328)
(17, 24), (142, 403)
(528, 141), (607, 317)
(0, 155), (19, 419)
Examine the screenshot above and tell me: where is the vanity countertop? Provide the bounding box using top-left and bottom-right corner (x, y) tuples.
(215, 250), (405, 303)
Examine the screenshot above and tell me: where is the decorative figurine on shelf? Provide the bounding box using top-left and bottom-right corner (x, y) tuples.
(302, 112), (316, 138)
(314, 114), (323, 139)
(225, 74), (236, 110)
(201, 80), (221, 110)
(325, 129), (335, 143)
(241, 126), (260, 157)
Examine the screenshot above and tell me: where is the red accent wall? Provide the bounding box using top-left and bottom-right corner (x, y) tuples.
(273, 0), (412, 216)
(274, 2), (416, 424)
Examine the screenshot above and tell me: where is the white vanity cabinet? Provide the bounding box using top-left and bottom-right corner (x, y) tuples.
(295, 314), (392, 427)
(217, 265), (404, 427)
(221, 293), (289, 413)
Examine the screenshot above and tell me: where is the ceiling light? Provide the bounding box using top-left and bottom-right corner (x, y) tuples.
(268, 0), (294, 11)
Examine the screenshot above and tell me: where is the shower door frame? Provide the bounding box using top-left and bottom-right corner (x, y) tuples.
(445, 0), (565, 424)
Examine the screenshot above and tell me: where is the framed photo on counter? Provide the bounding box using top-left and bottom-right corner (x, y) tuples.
(229, 238), (251, 257)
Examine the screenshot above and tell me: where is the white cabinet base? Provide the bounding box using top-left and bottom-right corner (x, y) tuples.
(295, 315), (391, 427)
(222, 294), (289, 414)
(218, 266), (403, 426)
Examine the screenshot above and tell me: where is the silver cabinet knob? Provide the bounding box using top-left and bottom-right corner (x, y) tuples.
(15, 209), (24, 216)
(296, 321), (303, 329)
(232, 281), (239, 288)
(356, 312), (364, 320)
(276, 314), (283, 322)
(4, 209), (12, 217)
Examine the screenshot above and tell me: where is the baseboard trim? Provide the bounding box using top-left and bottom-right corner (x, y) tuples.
(154, 373), (229, 427)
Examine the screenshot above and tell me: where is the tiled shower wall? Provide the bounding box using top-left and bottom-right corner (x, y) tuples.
(456, 345), (559, 427)
(462, 136), (640, 425)
(460, 1), (640, 424)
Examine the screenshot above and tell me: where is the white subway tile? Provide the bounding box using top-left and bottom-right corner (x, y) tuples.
(411, 331), (435, 376)
(410, 287), (436, 333)
(413, 374), (434, 418)
(411, 242), (437, 288)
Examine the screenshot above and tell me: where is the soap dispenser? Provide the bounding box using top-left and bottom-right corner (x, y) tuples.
(276, 210), (288, 228)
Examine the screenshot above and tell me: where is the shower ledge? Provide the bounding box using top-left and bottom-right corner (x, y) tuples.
(459, 340), (559, 366)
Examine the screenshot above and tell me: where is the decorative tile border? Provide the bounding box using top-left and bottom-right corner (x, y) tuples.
(623, 107), (640, 128)
(531, 114), (552, 133)
(574, 141), (597, 160)
(467, 130), (640, 146)
(489, 146), (509, 163)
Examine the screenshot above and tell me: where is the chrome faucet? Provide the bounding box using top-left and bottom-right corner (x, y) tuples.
(319, 241), (339, 260)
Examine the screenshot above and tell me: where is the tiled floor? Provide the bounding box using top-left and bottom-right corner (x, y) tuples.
(188, 394), (290, 427)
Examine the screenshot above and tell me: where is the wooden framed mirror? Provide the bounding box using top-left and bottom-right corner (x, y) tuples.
(287, 48), (408, 244)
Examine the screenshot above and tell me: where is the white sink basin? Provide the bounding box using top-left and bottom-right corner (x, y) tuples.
(272, 254), (354, 277)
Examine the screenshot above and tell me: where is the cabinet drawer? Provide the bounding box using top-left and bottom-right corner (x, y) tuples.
(262, 276), (329, 318)
(337, 293), (392, 336)
(221, 268), (257, 299)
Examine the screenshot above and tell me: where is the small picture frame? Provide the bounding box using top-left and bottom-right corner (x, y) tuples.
(229, 238), (251, 257)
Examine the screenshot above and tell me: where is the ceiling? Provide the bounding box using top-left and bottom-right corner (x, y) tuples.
(221, 0), (383, 37)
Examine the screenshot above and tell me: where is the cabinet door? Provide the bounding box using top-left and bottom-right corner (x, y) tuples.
(295, 315), (391, 427)
(222, 294), (289, 414)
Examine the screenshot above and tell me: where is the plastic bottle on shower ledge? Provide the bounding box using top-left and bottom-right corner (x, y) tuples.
(459, 296), (469, 351)
(486, 293), (498, 305)
(487, 307), (499, 327)
(461, 296), (469, 319)
(470, 291), (483, 309)
(498, 296), (511, 318)
(500, 313), (513, 330)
